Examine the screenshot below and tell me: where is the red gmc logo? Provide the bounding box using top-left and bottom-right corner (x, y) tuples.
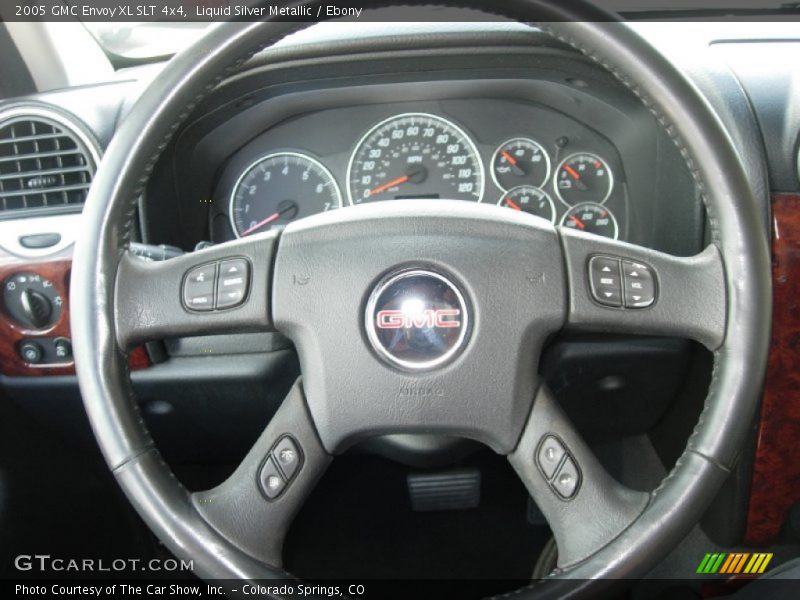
(376, 309), (461, 329)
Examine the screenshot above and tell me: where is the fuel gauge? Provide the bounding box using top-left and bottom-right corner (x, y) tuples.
(498, 186), (555, 224)
(561, 202), (619, 239)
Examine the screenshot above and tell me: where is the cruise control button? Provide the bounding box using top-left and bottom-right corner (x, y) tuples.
(183, 263), (217, 312)
(588, 256), (622, 307)
(259, 457), (287, 499)
(537, 435), (566, 479)
(273, 436), (302, 481)
(622, 260), (656, 308)
(216, 259), (249, 309)
(552, 456), (581, 499)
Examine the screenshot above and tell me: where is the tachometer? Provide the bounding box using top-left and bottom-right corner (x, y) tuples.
(347, 113), (484, 204)
(229, 152), (341, 238)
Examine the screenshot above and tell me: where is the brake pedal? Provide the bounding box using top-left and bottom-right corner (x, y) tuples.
(407, 468), (481, 511)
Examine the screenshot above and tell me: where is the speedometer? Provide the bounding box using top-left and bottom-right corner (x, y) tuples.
(347, 113), (484, 204)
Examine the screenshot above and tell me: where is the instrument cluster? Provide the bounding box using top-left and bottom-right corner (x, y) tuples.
(222, 104), (626, 241)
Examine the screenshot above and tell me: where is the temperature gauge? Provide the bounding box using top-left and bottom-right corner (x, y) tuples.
(498, 186), (555, 224)
(561, 202), (619, 239)
(491, 138), (551, 191)
(554, 152), (613, 206)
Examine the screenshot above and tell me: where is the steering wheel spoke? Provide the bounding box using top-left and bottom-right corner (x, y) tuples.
(509, 385), (650, 569)
(114, 231), (278, 350)
(560, 228), (726, 349)
(192, 381), (331, 567)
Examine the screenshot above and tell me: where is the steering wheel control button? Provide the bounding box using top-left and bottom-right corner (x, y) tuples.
(19, 341), (43, 364)
(588, 256), (622, 307)
(182, 258), (251, 312)
(588, 255), (658, 310)
(259, 436), (303, 500)
(183, 263), (217, 311)
(216, 259), (250, 309)
(259, 457), (287, 500)
(536, 434), (582, 501)
(622, 260), (656, 308)
(365, 269), (470, 371)
(552, 457), (581, 500)
(272, 436), (302, 481)
(537, 435), (566, 479)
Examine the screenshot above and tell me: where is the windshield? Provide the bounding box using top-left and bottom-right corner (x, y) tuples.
(81, 0), (796, 63)
(83, 22), (210, 60)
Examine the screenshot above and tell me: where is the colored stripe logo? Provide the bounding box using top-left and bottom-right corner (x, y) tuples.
(696, 553), (773, 574)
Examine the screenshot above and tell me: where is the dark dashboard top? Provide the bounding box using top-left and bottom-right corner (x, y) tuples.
(0, 22), (794, 253)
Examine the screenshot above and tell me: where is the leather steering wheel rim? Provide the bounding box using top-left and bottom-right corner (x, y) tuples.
(71, 1), (771, 597)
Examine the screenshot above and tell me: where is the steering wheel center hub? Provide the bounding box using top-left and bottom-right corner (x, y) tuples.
(365, 268), (470, 371)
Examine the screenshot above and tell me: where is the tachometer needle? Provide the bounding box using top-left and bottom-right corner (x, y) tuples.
(505, 198), (522, 211)
(569, 215), (586, 230)
(367, 174), (409, 197)
(240, 202), (295, 236)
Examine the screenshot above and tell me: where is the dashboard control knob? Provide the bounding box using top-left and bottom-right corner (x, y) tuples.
(19, 341), (43, 364)
(20, 288), (52, 329)
(54, 337), (72, 361)
(3, 272), (62, 330)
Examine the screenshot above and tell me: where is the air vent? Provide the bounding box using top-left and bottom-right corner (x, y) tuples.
(0, 107), (99, 213)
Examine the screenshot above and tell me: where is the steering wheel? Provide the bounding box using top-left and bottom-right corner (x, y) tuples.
(71, 1), (771, 597)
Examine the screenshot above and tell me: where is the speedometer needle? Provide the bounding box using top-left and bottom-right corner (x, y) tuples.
(367, 175), (409, 197)
(240, 202), (296, 236)
(366, 167), (428, 198)
(505, 198), (522, 211)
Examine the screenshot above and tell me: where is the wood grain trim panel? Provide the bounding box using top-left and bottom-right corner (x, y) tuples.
(745, 192), (800, 546)
(0, 250), (149, 376)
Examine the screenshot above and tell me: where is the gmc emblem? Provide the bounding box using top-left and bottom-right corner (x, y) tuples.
(365, 269), (469, 370)
(376, 308), (461, 329)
